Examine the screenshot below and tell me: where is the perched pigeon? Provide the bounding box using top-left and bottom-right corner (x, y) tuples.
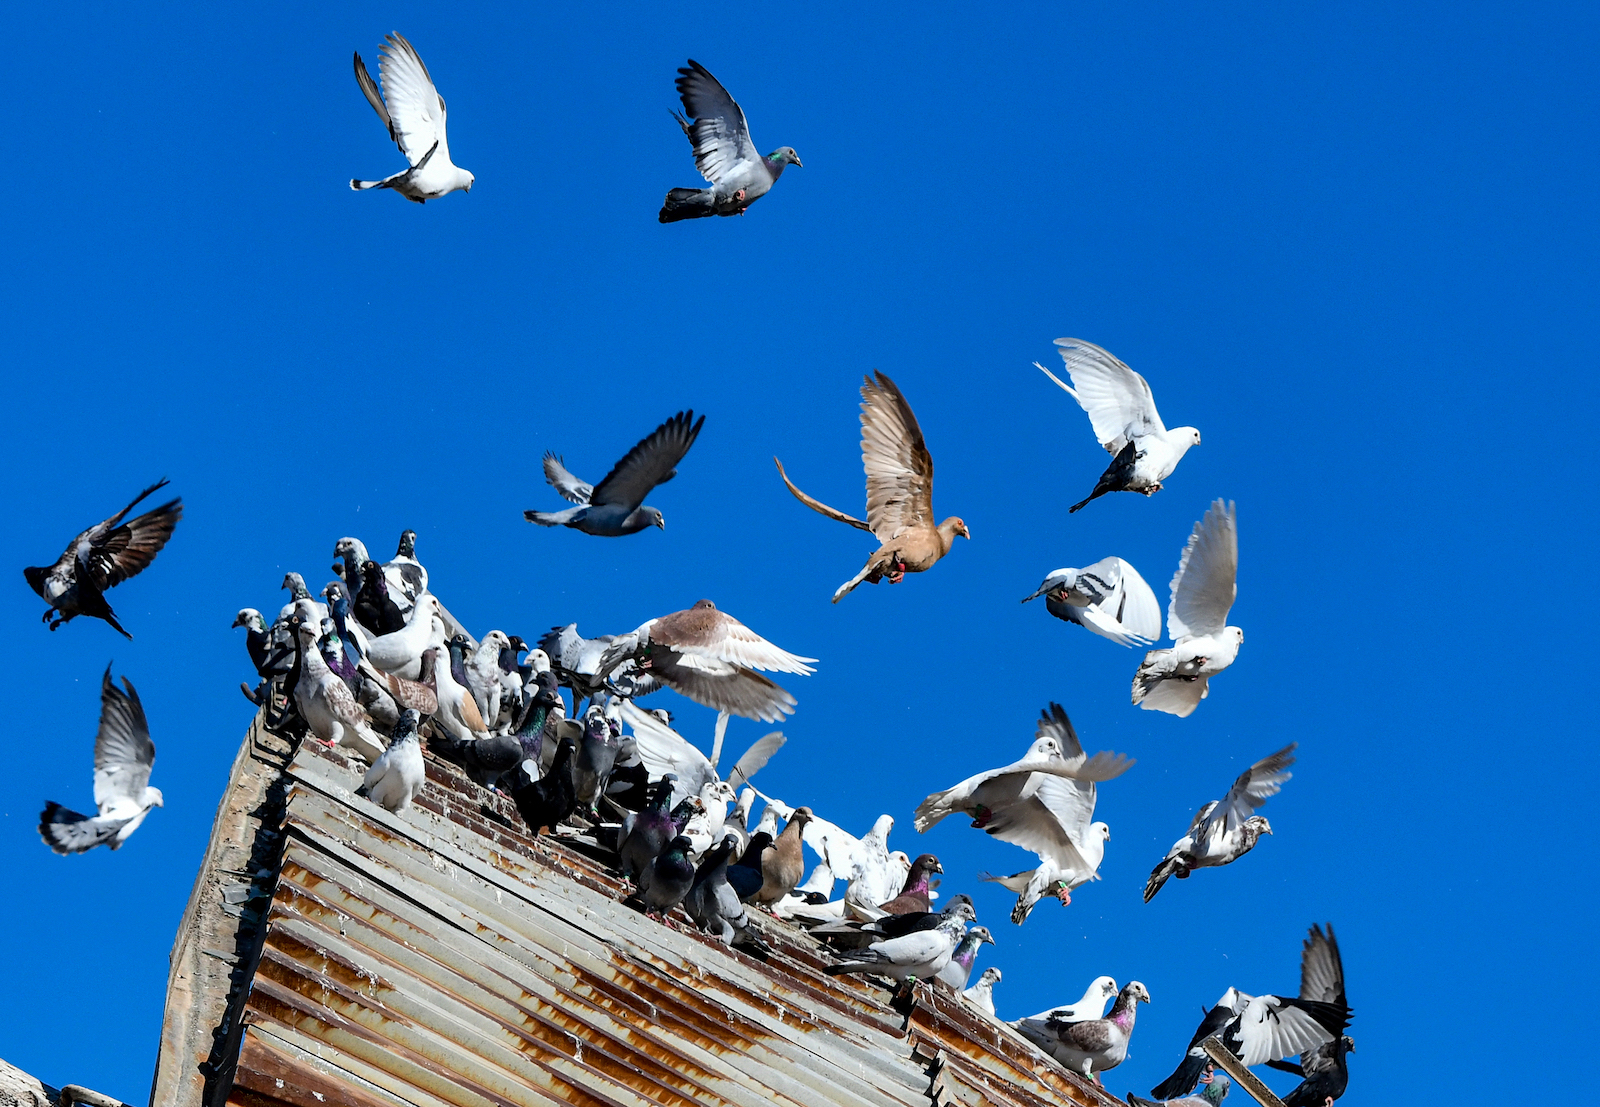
(354, 560), (406, 636)
(279, 573), (328, 626)
(385, 529), (428, 601)
(776, 372), (969, 603)
(25, 479), (182, 638)
(360, 710), (426, 813)
(365, 596), (443, 679)
(1022, 556), (1162, 648)
(822, 908), (970, 983)
(1145, 744), (1295, 902)
(430, 726), (524, 791)
(526, 412), (704, 535)
(638, 834), (697, 918)
(1019, 976), (1120, 1029)
(659, 60), (800, 222)
(936, 926), (995, 991)
(619, 776), (680, 880)
(511, 736), (578, 837)
(1035, 338), (1200, 512)
(598, 599), (816, 722)
(1267, 924), (1355, 1106)
(684, 834), (769, 951)
(38, 665), (163, 854)
(1134, 500), (1243, 717)
(963, 966), (1002, 1016)
(753, 806), (814, 907)
(1015, 980), (1150, 1081)
(431, 637), (490, 742)
(1128, 1069), (1232, 1106)
(292, 621), (384, 762)
(1150, 985), (1350, 1101)
(350, 33), (473, 201)
(872, 852), (943, 916)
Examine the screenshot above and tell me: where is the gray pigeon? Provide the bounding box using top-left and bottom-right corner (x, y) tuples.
(659, 60), (800, 222)
(637, 834), (697, 918)
(1128, 1069), (1231, 1106)
(822, 910), (969, 983)
(936, 926), (996, 990)
(360, 710), (426, 813)
(572, 707), (621, 813)
(39, 664), (163, 854)
(525, 412), (704, 536)
(684, 834), (769, 951)
(538, 623), (658, 717)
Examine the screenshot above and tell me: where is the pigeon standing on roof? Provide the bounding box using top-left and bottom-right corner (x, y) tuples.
(1035, 338), (1200, 512)
(659, 60), (800, 222)
(936, 926), (995, 991)
(384, 529), (428, 600)
(525, 412), (705, 536)
(353, 560), (406, 636)
(964, 967), (1002, 1016)
(294, 621), (385, 763)
(638, 835), (697, 919)
(822, 906), (971, 984)
(619, 776), (680, 880)
(1150, 984), (1350, 1101)
(1014, 981), (1150, 1081)
(573, 708), (622, 814)
(776, 372), (970, 603)
(1134, 500), (1243, 717)
(752, 807), (814, 907)
(359, 710), (426, 813)
(511, 736), (577, 837)
(1267, 924), (1355, 1106)
(350, 33), (474, 201)
(684, 835), (770, 952)
(1015, 976), (1119, 1039)
(365, 596), (443, 679)
(25, 479), (183, 638)
(1145, 744), (1296, 901)
(38, 665), (163, 854)
(1022, 556), (1162, 648)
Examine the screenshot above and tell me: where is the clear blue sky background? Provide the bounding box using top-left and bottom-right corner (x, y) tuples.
(1, 3), (1595, 1102)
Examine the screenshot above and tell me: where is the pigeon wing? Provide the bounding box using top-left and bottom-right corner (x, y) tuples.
(1300, 922), (1345, 1005)
(542, 455), (593, 505)
(1168, 500), (1238, 640)
(1036, 703), (1134, 781)
(376, 34), (448, 168)
(774, 458), (873, 532)
(859, 372), (935, 542)
(1102, 556), (1163, 643)
(619, 701), (714, 795)
(650, 653), (797, 723)
(1043, 338), (1168, 453)
(650, 605), (817, 675)
(92, 666), (155, 817)
(589, 411), (705, 511)
(674, 60), (761, 186)
(1215, 743), (1296, 835)
(982, 774), (1095, 874)
(726, 731), (785, 792)
(80, 496), (182, 592)
(1233, 994), (1347, 1067)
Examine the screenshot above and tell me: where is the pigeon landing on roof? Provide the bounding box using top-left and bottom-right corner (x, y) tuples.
(1035, 338), (1200, 512)
(526, 412), (704, 536)
(659, 60), (800, 222)
(1134, 500), (1243, 717)
(539, 623), (657, 717)
(776, 372), (969, 602)
(963, 967), (1002, 1016)
(621, 701), (785, 809)
(1023, 556), (1162, 648)
(25, 479), (182, 638)
(350, 33), (473, 201)
(1145, 744), (1295, 902)
(1014, 981), (1150, 1082)
(1266, 924), (1355, 1106)
(39, 665), (163, 854)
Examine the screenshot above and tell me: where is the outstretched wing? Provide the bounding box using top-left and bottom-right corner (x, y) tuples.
(982, 774), (1096, 873)
(1041, 338), (1168, 453)
(1037, 703), (1134, 781)
(590, 411), (705, 511)
(92, 666), (155, 817)
(74, 481), (182, 592)
(1300, 922), (1345, 1005)
(860, 372), (935, 542)
(376, 33), (448, 167)
(1084, 556), (1163, 644)
(542, 455), (593, 504)
(1168, 499), (1238, 640)
(1232, 994), (1347, 1067)
(727, 731), (786, 791)
(619, 700), (714, 796)
(651, 605), (817, 675)
(774, 458), (873, 532)
(1209, 743), (1296, 836)
(674, 60), (761, 186)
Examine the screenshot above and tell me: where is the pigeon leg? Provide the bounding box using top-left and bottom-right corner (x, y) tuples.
(733, 188), (746, 201)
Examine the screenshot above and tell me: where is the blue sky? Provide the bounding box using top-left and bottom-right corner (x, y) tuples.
(2, 2), (1596, 1102)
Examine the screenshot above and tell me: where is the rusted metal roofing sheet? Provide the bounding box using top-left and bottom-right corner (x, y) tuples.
(160, 721), (1120, 1107)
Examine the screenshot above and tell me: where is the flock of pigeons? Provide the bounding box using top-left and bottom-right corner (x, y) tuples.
(19, 33), (1358, 1107)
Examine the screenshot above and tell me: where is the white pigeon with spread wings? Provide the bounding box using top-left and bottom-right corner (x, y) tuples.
(1022, 556), (1162, 647)
(1134, 499), (1243, 717)
(38, 665), (164, 854)
(1036, 338), (1200, 513)
(1145, 744), (1295, 901)
(526, 412), (705, 536)
(351, 33), (474, 201)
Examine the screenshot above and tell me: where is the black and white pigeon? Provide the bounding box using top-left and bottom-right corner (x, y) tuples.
(1035, 338), (1200, 512)
(39, 664), (163, 854)
(1014, 980), (1150, 1082)
(659, 60), (801, 222)
(525, 411), (705, 536)
(1150, 982), (1350, 1101)
(638, 834), (697, 918)
(539, 623), (657, 717)
(1017, 976), (1120, 1032)
(1146, 744), (1296, 902)
(25, 479), (182, 638)
(963, 967), (1002, 1016)
(350, 33), (473, 201)
(822, 908), (970, 984)
(1022, 556), (1162, 648)
(359, 710), (426, 813)
(384, 529), (428, 601)
(1267, 924), (1355, 1106)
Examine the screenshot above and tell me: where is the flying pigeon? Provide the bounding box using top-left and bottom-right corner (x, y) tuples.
(659, 60), (801, 222)
(963, 967), (1002, 1016)
(637, 834), (697, 919)
(1145, 744), (1295, 901)
(350, 33), (474, 201)
(1266, 924), (1355, 1106)
(936, 926), (995, 991)
(1150, 984), (1350, 1101)
(1128, 1068), (1232, 1106)
(25, 479), (182, 638)
(684, 835), (769, 952)
(525, 412), (704, 536)
(1013, 980), (1150, 1082)
(539, 623), (659, 717)
(598, 599), (816, 722)
(1134, 500), (1243, 717)
(1022, 556), (1162, 648)
(1035, 338), (1200, 512)
(822, 905), (972, 983)
(38, 664), (163, 854)
(776, 372), (970, 602)
(359, 710), (426, 813)
(915, 704), (1132, 922)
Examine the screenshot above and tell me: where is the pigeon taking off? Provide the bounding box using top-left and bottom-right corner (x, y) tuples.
(1267, 924), (1355, 1106)
(1036, 338), (1200, 512)
(526, 412), (705, 536)
(1134, 500), (1243, 717)
(351, 33), (474, 201)
(659, 60), (801, 222)
(1022, 556), (1162, 648)
(1145, 744), (1295, 901)
(39, 665), (163, 854)
(776, 372), (969, 602)
(1150, 984), (1350, 1101)
(25, 479), (182, 638)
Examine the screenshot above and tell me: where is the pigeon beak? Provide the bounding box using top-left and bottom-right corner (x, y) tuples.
(655, 518), (666, 530)
(791, 155), (803, 168)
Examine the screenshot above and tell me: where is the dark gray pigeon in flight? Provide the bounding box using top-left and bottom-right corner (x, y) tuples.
(25, 479), (182, 638)
(659, 60), (801, 222)
(39, 664), (163, 853)
(1267, 923), (1355, 1106)
(525, 411), (704, 536)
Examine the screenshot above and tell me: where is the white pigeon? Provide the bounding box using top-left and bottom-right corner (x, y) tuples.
(365, 596), (444, 679)
(38, 665), (164, 854)
(1022, 556), (1163, 647)
(1018, 976), (1120, 1028)
(620, 701), (785, 808)
(1145, 744), (1295, 901)
(1014, 981), (1150, 1079)
(361, 710), (426, 813)
(963, 967), (1002, 1016)
(1134, 500), (1243, 717)
(1036, 338), (1200, 512)
(350, 33), (474, 202)
(822, 904), (974, 983)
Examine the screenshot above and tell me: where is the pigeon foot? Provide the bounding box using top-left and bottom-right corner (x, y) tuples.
(733, 188), (746, 201)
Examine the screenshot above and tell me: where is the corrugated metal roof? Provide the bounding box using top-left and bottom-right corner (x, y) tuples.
(158, 719), (1121, 1107)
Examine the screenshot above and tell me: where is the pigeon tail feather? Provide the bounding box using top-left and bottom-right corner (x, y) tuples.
(659, 188), (717, 223)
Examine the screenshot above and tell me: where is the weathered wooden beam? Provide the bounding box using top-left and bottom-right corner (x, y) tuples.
(1200, 1038), (1288, 1107)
